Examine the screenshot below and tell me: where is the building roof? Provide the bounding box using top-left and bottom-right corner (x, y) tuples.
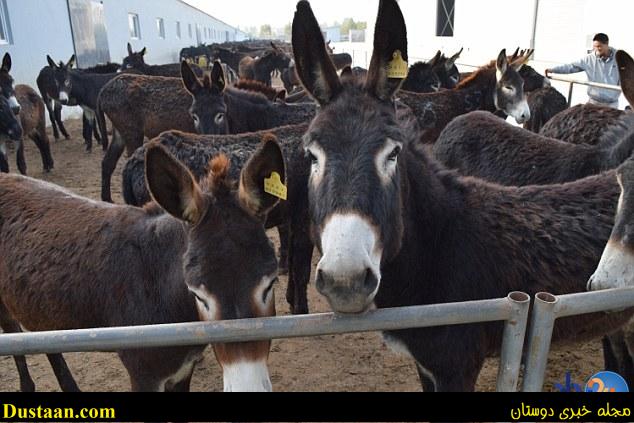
(176, 0), (246, 35)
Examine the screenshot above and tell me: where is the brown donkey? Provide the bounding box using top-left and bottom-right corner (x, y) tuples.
(0, 135), (284, 391)
(292, 0), (632, 391)
(13, 85), (54, 174)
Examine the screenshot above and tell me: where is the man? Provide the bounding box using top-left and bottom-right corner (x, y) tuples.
(545, 33), (621, 108)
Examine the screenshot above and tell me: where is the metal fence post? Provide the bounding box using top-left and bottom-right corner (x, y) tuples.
(496, 291), (530, 392)
(522, 292), (558, 392)
(567, 82), (574, 107)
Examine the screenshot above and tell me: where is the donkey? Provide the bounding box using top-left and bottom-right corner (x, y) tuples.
(9, 85), (54, 174)
(291, 0), (632, 391)
(540, 103), (626, 144)
(524, 86), (568, 132)
(433, 51), (634, 187)
(99, 61), (315, 202)
(234, 78), (287, 102)
(0, 53), (21, 114)
(121, 43), (203, 77)
(0, 135), (284, 392)
(121, 123), (311, 306)
(397, 49), (531, 143)
(0, 94), (22, 142)
(238, 44), (291, 87)
(400, 50), (461, 93)
(45, 55), (120, 151)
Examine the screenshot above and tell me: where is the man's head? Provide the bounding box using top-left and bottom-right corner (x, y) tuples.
(593, 33), (610, 57)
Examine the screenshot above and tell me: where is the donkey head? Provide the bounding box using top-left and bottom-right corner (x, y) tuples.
(0, 53), (20, 114)
(182, 61), (228, 135)
(0, 94), (23, 141)
(512, 49), (549, 92)
(294, 0), (408, 313)
(401, 54), (442, 93)
(121, 43), (148, 72)
(493, 49), (531, 124)
(588, 50), (634, 291)
(435, 47), (463, 89)
(146, 134), (285, 391)
(46, 54), (76, 105)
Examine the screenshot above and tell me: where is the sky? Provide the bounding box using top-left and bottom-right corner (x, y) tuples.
(182, 0), (370, 31)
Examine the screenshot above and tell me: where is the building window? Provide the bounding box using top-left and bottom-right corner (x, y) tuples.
(156, 18), (165, 39)
(129, 13), (141, 39)
(436, 0), (454, 37)
(188, 23), (192, 38)
(0, 0), (11, 45)
(176, 21), (181, 39)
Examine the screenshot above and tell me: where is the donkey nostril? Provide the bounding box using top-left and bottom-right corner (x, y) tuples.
(362, 268), (378, 293)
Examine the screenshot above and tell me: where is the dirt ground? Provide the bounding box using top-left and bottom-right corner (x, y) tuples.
(0, 118), (607, 393)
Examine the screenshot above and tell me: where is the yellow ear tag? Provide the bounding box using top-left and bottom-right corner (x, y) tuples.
(387, 50), (408, 79)
(264, 172), (287, 201)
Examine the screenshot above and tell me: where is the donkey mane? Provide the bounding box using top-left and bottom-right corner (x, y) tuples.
(455, 62), (495, 89)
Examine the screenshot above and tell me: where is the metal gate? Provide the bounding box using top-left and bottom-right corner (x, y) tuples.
(67, 0), (111, 68)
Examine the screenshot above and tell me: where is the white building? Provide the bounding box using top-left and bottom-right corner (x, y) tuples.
(337, 0), (634, 108)
(0, 0), (247, 97)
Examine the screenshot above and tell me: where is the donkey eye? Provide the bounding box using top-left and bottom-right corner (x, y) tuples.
(262, 277), (278, 303)
(193, 293), (209, 311)
(215, 113), (225, 124)
(306, 150), (318, 165)
(388, 146), (401, 162)
(504, 85), (514, 91)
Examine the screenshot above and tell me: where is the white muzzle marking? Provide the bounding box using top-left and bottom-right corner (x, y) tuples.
(317, 214), (382, 293)
(222, 360), (272, 392)
(588, 240), (634, 290)
(510, 99), (531, 124)
(59, 91), (69, 103)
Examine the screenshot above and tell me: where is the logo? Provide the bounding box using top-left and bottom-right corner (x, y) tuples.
(585, 371), (629, 392)
(554, 372), (582, 392)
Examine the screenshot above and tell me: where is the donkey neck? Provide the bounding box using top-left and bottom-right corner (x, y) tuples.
(70, 71), (116, 109)
(455, 67), (497, 112)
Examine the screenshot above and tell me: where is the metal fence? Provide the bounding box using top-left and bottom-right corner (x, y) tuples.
(522, 287), (634, 392)
(0, 292), (530, 392)
(547, 75), (622, 107)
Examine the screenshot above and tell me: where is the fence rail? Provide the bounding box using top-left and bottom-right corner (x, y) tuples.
(522, 287), (634, 392)
(0, 292), (530, 392)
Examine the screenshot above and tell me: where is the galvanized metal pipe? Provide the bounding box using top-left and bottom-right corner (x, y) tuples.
(522, 292), (558, 392)
(496, 291), (531, 392)
(522, 287), (634, 392)
(548, 75), (622, 92)
(0, 296), (518, 355)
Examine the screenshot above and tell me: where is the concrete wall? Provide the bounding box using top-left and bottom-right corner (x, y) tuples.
(0, 0), (246, 121)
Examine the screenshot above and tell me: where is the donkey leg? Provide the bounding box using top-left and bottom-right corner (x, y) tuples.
(46, 354), (80, 392)
(287, 213), (313, 315)
(0, 301), (35, 392)
(46, 102), (61, 141)
(0, 148), (10, 173)
(101, 129), (127, 202)
(55, 103), (70, 140)
(277, 224), (289, 275)
(16, 141), (27, 175)
(82, 114), (92, 152)
(30, 131), (54, 172)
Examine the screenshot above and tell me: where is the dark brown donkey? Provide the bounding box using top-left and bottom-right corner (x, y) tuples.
(0, 135), (284, 392)
(433, 51), (634, 187)
(397, 49), (532, 143)
(291, 0), (632, 391)
(121, 42), (203, 77)
(238, 43), (292, 87)
(12, 85), (55, 174)
(539, 103), (626, 145)
(98, 61), (314, 202)
(121, 123), (312, 313)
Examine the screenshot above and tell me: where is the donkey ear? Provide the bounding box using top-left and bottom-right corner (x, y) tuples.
(127, 42), (133, 56)
(430, 50), (442, 67)
(67, 55), (76, 69)
(140, 47), (147, 56)
(365, 0), (408, 101)
(292, 0), (342, 105)
(181, 60), (202, 95)
(2, 53), (11, 72)
(210, 61), (226, 92)
(47, 55), (57, 69)
(145, 143), (205, 225)
(445, 47), (463, 71)
(239, 133), (285, 218)
(510, 47), (520, 62)
(496, 49), (508, 82)
(617, 50), (634, 107)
